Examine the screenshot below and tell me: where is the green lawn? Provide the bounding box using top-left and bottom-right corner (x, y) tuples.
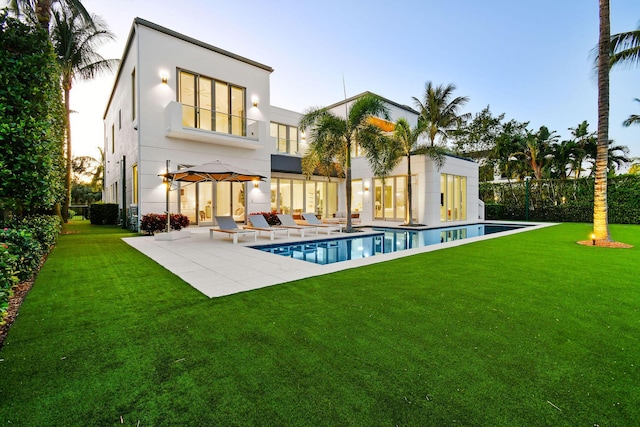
(1, 221), (639, 426)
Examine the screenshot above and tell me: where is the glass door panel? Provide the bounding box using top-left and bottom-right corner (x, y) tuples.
(395, 177), (406, 221)
(215, 81), (229, 134)
(198, 182), (213, 224)
(270, 181), (278, 212)
(180, 71), (196, 127)
(199, 77), (212, 130)
(215, 182), (231, 217)
(279, 180), (291, 214)
(374, 179), (383, 219)
(232, 183), (245, 222)
(327, 182), (337, 218)
(292, 180), (304, 218)
(305, 181), (316, 215)
(230, 86), (244, 136)
(180, 183), (197, 224)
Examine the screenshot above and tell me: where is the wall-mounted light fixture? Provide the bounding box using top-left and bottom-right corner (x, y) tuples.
(252, 96), (259, 107)
(161, 72), (168, 84)
(364, 181), (370, 192)
(253, 180), (260, 188)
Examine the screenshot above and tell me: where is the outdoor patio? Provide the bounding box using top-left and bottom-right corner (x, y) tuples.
(123, 221), (553, 298)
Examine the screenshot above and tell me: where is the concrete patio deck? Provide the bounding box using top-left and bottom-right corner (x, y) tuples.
(123, 221), (555, 298)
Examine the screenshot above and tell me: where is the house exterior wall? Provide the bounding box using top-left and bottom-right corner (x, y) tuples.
(104, 18), (480, 230)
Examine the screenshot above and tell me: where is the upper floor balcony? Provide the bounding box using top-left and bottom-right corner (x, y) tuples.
(164, 101), (261, 149)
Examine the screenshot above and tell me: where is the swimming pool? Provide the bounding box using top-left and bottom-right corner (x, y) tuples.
(251, 223), (531, 265)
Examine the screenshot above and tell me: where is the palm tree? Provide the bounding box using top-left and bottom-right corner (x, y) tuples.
(9, 0), (92, 31)
(390, 118), (446, 225)
(51, 9), (118, 221)
(299, 93), (390, 232)
(567, 120), (595, 178)
(610, 22), (640, 69)
(594, 0), (611, 242)
(550, 139), (580, 179)
(412, 81), (471, 147)
(622, 98), (640, 127)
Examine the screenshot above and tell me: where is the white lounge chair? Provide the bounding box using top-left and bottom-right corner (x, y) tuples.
(302, 213), (343, 234)
(246, 214), (291, 240)
(210, 216), (257, 244)
(276, 214), (318, 237)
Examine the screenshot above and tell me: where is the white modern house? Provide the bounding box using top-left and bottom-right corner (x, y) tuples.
(103, 18), (481, 230)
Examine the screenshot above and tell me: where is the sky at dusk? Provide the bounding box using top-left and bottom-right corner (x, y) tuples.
(4, 0), (640, 164)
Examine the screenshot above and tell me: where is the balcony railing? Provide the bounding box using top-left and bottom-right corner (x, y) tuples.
(164, 101), (261, 149)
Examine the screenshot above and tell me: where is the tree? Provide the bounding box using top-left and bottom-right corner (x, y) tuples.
(389, 118), (446, 225)
(522, 126), (559, 180)
(610, 22), (640, 69)
(0, 13), (65, 216)
(492, 119), (530, 180)
(594, 0), (611, 242)
(299, 93), (391, 232)
(8, 0), (92, 32)
(567, 120), (596, 178)
(622, 98), (640, 127)
(413, 81), (471, 147)
(50, 8), (118, 222)
(549, 139), (580, 179)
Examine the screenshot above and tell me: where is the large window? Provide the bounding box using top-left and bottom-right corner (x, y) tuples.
(440, 174), (467, 222)
(271, 122), (299, 155)
(271, 178), (337, 219)
(373, 176), (407, 221)
(179, 69), (246, 136)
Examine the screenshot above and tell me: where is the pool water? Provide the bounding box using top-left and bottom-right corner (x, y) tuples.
(251, 223), (530, 265)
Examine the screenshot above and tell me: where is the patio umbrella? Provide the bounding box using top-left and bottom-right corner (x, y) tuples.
(164, 160), (266, 183)
(159, 160), (266, 232)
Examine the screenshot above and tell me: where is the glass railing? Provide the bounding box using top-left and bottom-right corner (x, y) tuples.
(181, 105), (256, 138)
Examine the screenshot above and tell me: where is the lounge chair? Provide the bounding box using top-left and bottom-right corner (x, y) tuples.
(210, 216), (257, 244)
(302, 213), (344, 234)
(276, 214), (318, 237)
(246, 214), (291, 240)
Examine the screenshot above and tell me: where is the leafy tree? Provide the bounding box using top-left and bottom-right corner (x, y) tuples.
(549, 139), (581, 179)
(412, 81), (471, 147)
(389, 118), (446, 225)
(0, 13), (65, 216)
(492, 119), (530, 180)
(8, 0), (92, 32)
(522, 126), (559, 180)
(299, 93), (390, 232)
(567, 120), (596, 178)
(594, 0), (611, 241)
(452, 106), (505, 157)
(50, 8), (118, 222)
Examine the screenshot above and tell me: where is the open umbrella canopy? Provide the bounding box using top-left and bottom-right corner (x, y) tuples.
(163, 161), (266, 183)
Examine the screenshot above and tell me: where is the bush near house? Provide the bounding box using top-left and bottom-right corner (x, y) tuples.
(140, 213), (190, 235)
(481, 175), (640, 224)
(90, 203), (119, 225)
(0, 215), (60, 325)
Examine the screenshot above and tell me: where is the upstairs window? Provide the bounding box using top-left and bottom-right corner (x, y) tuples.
(270, 122), (299, 155)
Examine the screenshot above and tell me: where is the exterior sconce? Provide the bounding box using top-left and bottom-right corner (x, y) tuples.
(253, 180), (260, 188)
(161, 73), (168, 84)
(364, 181), (370, 192)
(252, 96), (259, 107)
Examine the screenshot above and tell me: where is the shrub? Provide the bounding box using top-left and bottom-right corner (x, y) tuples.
(0, 228), (43, 282)
(0, 242), (19, 325)
(250, 212), (281, 226)
(140, 213), (190, 235)
(90, 203), (119, 225)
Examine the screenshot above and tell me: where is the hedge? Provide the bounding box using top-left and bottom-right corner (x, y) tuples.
(480, 175), (640, 224)
(90, 203), (119, 225)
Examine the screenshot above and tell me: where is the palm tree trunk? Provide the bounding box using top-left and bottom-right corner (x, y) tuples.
(35, 0), (53, 31)
(63, 82), (72, 223)
(406, 154), (412, 225)
(594, 0), (611, 241)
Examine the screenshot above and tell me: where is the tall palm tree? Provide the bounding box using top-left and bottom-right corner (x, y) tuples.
(523, 126), (559, 180)
(299, 93), (390, 232)
(390, 118), (446, 225)
(622, 98), (640, 127)
(412, 81), (471, 147)
(594, 0), (611, 242)
(9, 0), (91, 31)
(51, 9), (118, 221)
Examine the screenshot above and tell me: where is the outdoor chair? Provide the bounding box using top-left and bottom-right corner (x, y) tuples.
(276, 214), (318, 237)
(246, 214), (291, 240)
(211, 216), (257, 244)
(302, 213), (344, 234)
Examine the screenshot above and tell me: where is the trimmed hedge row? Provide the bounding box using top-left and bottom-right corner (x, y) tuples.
(140, 213), (190, 235)
(481, 175), (640, 224)
(0, 215), (61, 324)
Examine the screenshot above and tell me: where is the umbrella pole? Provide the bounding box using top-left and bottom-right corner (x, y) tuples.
(166, 160), (170, 233)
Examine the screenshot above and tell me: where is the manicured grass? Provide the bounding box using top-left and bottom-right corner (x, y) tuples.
(1, 221), (639, 426)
